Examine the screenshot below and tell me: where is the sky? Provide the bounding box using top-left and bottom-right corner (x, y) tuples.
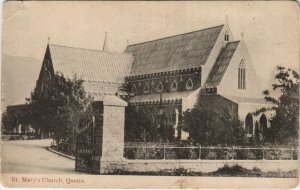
(2, 1), (299, 88)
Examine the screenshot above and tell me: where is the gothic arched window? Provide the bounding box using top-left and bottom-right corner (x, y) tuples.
(245, 113), (253, 135)
(238, 59), (246, 89)
(157, 82), (163, 92)
(186, 78), (193, 90)
(143, 83), (150, 93)
(171, 80), (177, 91)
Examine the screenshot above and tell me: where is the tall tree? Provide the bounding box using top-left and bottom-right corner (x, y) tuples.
(182, 107), (244, 146)
(263, 66), (299, 145)
(27, 73), (92, 150)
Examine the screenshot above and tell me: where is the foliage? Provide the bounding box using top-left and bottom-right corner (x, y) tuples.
(210, 164), (262, 177)
(182, 107), (245, 146)
(262, 66), (299, 145)
(1, 112), (17, 132)
(2, 107), (31, 133)
(76, 103), (97, 149)
(125, 106), (159, 142)
(26, 73), (92, 151)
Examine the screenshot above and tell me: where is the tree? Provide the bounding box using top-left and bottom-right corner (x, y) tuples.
(125, 106), (158, 142)
(1, 111), (17, 132)
(2, 106), (31, 134)
(262, 66), (299, 145)
(27, 73), (92, 151)
(182, 107), (244, 146)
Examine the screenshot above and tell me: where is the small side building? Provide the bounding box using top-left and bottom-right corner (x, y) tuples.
(5, 102), (34, 134)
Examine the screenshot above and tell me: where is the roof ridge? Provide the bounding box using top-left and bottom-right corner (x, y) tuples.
(49, 43), (132, 56)
(126, 24), (224, 48)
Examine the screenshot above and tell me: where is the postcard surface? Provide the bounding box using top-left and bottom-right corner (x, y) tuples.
(1, 1), (299, 189)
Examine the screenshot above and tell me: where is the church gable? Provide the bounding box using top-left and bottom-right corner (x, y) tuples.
(36, 45), (55, 96)
(217, 40), (264, 99)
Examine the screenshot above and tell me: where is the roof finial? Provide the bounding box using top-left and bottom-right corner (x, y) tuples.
(225, 15), (229, 24)
(102, 32), (108, 51)
(241, 32), (244, 39)
(48, 36), (50, 44)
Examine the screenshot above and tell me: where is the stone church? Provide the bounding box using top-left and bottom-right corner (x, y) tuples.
(35, 23), (273, 141)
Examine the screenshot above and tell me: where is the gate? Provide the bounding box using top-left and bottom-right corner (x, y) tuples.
(75, 120), (96, 173)
(75, 102), (103, 174)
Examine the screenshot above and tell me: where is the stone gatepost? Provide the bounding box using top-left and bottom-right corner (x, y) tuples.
(99, 95), (128, 174)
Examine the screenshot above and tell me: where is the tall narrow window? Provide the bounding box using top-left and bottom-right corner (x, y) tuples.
(143, 83), (150, 93)
(224, 32), (229, 42)
(238, 59), (246, 89)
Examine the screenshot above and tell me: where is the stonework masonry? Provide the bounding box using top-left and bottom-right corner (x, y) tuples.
(100, 96), (128, 174)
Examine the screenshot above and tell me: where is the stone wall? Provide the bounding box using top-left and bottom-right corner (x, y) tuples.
(124, 160), (298, 173)
(100, 95), (128, 174)
(101, 106), (125, 159)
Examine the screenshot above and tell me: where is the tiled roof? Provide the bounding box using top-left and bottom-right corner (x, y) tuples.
(129, 90), (196, 104)
(205, 41), (240, 87)
(49, 44), (133, 83)
(125, 25), (224, 76)
(83, 81), (127, 96)
(48, 44), (133, 96)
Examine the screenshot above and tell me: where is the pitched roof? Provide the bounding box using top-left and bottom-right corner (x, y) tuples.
(205, 41), (240, 87)
(48, 44), (133, 96)
(129, 90), (196, 104)
(49, 44), (133, 83)
(125, 25), (224, 76)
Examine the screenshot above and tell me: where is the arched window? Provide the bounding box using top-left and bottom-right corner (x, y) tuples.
(171, 80), (177, 91)
(157, 82), (163, 92)
(245, 113), (253, 135)
(260, 114), (268, 136)
(186, 78), (193, 90)
(131, 84), (137, 94)
(224, 32), (229, 41)
(238, 59), (246, 89)
(143, 83), (150, 93)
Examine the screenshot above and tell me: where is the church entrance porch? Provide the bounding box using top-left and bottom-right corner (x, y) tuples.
(244, 112), (272, 144)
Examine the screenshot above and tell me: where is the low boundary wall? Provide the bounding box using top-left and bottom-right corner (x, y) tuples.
(122, 160), (298, 173)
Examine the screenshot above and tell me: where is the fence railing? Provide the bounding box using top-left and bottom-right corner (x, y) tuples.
(124, 145), (298, 160)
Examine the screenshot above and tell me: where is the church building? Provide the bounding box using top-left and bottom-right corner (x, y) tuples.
(35, 23), (274, 141)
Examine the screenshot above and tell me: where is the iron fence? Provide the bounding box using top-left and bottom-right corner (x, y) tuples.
(124, 145), (298, 160)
